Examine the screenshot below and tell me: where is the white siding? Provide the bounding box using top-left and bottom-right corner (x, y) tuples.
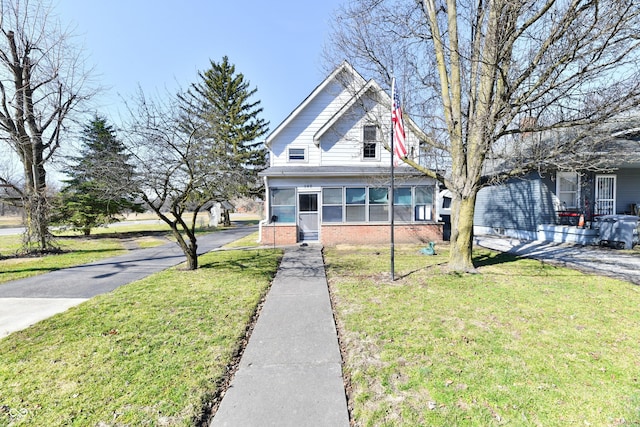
(318, 102), (420, 168)
(270, 79), (355, 167)
(267, 65), (420, 169)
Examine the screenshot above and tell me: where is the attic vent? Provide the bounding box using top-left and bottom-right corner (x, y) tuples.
(288, 148), (306, 162)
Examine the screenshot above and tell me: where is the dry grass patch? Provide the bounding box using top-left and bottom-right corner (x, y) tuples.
(325, 244), (640, 426)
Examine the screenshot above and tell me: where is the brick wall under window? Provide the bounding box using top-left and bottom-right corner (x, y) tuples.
(260, 223), (443, 246)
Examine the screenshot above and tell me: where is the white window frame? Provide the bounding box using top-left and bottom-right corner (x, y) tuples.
(362, 125), (379, 161)
(556, 171), (580, 210)
(288, 147), (307, 162)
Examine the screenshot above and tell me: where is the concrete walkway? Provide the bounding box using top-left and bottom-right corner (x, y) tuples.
(210, 245), (350, 427)
(475, 235), (640, 285)
(0, 226), (257, 338)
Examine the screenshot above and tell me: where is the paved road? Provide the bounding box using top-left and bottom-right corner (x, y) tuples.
(0, 225), (257, 337)
(475, 236), (640, 285)
(0, 227), (24, 236)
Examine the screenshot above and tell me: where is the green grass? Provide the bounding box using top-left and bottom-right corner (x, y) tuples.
(325, 245), (640, 426)
(0, 247), (282, 426)
(219, 231), (261, 249)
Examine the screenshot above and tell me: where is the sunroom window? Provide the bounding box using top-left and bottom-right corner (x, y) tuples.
(393, 187), (412, 222)
(414, 186), (433, 221)
(322, 188), (343, 223)
(345, 187), (366, 222)
(270, 188), (295, 223)
(369, 187), (389, 222)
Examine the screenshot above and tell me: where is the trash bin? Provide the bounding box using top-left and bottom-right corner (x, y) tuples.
(595, 215), (640, 249)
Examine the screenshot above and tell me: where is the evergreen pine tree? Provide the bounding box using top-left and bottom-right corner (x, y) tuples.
(178, 56), (269, 220)
(51, 116), (144, 235)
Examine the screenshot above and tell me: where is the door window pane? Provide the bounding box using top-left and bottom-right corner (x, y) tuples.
(299, 194), (317, 212)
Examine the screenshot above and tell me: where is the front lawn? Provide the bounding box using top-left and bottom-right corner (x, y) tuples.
(325, 245), (640, 426)
(0, 248), (282, 426)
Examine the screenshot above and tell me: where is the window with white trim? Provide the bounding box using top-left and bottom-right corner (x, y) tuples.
(393, 187), (412, 222)
(288, 147), (306, 162)
(320, 185), (436, 223)
(270, 188), (296, 223)
(414, 186), (433, 221)
(556, 172), (579, 209)
(345, 187), (366, 222)
(322, 188), (343, 222)
(363, 125), (377, 159)
(369, 187), (389, 221)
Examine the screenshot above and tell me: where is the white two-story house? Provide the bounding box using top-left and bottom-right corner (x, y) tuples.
(259, 61), (443, 246)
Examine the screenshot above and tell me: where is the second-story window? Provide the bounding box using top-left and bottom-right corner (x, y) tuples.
(363, 125), (377, 159)
(288, 147), (306, 162)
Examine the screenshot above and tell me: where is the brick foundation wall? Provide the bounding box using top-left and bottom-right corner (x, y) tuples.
(260, 223), (443, 246)
(321, 223), (443, 246)
(260, 224), (298, 246)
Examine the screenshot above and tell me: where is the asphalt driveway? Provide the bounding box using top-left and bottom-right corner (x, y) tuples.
(0, 225), (257, 337)
(475, 236), (640, 285)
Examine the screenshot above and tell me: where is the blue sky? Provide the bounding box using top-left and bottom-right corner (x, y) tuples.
(55, 0), (345, 132)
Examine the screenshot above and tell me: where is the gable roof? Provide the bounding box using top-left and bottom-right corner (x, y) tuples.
(312, 78), (381, 146)
(265, 61), (366, 147)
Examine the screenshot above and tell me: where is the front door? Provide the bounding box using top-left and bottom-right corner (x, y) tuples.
(298, 193), (319, 241)
(595, 175), (616, 215)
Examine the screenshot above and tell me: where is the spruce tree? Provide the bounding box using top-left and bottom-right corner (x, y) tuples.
(52, 116), (143, 235)
(178, 56), (269, 222)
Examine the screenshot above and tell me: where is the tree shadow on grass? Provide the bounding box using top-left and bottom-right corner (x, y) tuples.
(473, 251), (521, 268)
(199, 249), (281, 279)
(55, 230), (173, 240)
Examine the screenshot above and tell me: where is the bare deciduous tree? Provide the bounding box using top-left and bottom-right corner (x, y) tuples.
(0, 0), (93, 251)
(124, 89), (251, 270)
(326, 0), (640, 271)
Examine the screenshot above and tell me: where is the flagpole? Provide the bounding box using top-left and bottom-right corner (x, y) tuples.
(390, 77), (396, 281)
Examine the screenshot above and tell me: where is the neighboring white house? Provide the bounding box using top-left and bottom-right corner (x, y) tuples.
(258, 61), (443, 246)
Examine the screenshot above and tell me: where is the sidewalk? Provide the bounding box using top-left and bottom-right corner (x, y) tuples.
(0, 226), (257, 338)
(475, 235), (640, 285)
(210, 245), (350, 427)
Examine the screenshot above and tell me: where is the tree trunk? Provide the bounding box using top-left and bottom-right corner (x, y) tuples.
(171, 227), (199, 270)
(185, 245), (198, 270)
(22, 190), (51, 252)
(448, 191), (478, 272)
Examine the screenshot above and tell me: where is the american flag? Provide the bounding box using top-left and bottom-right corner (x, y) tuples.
(391, 81), (407, 164)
